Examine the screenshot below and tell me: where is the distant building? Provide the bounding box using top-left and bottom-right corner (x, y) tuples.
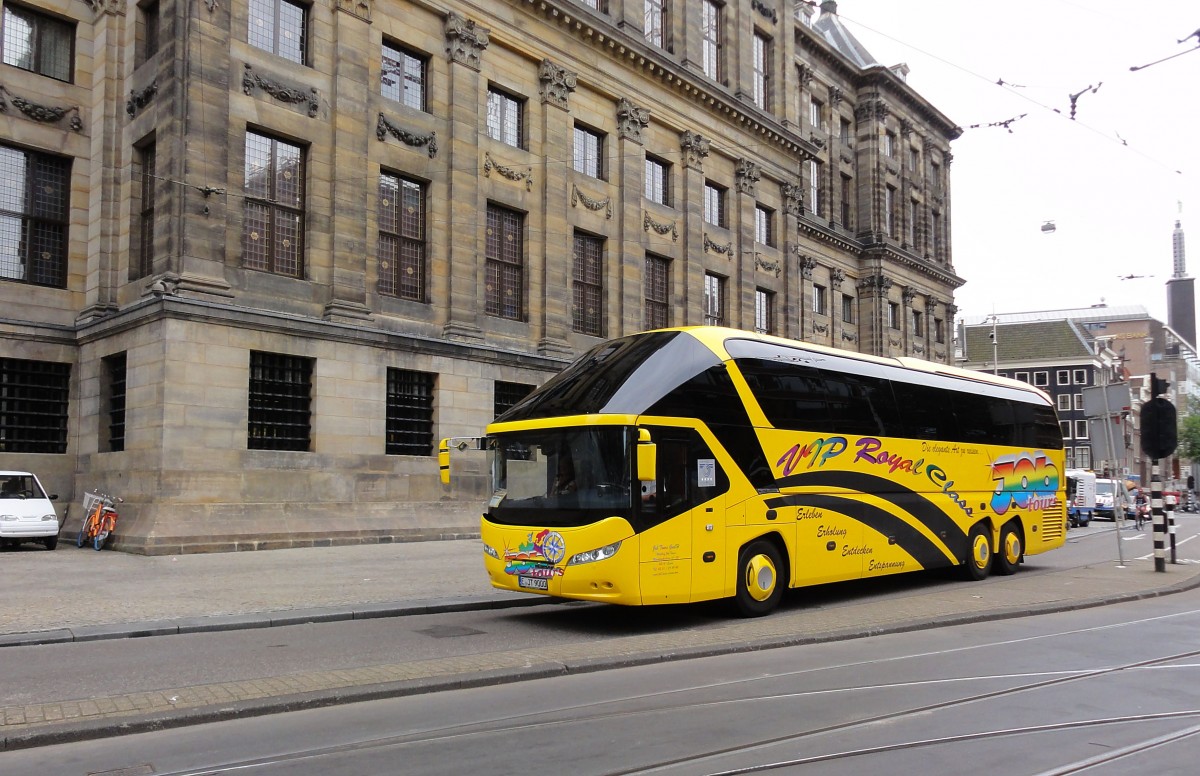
(1167, 218), (1195, 351)
(959, 304), (1200, 485)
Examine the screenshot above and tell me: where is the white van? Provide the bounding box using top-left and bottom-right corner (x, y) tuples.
(1094, 478), (1124, 521)
(0, 471), (61, 550)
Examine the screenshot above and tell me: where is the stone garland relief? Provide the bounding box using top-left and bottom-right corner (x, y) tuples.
(484, 152), (533, 191)
(0, 86), (82, 131)
(751, 0), (777, 23)
(643, 212), (678, 241)
(754, 253), (781, 278)
(126, 81), (158, 118)
(572, 184), (612, 219)
(703, 234), (732, 256)
(242, 64), (319, 117)
(376, 113), (438, 158)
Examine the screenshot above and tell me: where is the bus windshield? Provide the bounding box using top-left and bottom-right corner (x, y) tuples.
(487, 427), (634, 527)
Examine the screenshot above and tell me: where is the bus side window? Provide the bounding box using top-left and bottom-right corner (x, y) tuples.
(639, 428), (729, 529)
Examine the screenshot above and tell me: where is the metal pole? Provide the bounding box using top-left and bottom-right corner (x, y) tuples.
(1098, 343), (1124, 566)
(1152, 460), (1166, 572)
(991, 315), (999, 375)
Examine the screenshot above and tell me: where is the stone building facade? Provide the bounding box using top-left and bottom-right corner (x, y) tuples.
(0, 0), (962, 552)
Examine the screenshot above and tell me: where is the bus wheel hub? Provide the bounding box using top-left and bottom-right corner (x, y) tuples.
(746, 554), (776, 601)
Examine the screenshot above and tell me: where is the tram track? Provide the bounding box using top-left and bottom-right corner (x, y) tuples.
(135, 612), (1200, 776)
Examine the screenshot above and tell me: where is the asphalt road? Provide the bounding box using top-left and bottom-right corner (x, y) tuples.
(11, 583), (1200, 775)
(0, 517), (1160, 709)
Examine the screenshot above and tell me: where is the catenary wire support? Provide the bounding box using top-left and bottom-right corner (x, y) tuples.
(1152, 461), (1166, 572)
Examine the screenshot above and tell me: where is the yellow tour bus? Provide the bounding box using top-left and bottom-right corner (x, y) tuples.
(441, 326), (1066, 616)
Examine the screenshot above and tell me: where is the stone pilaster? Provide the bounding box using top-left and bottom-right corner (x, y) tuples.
(323, 5), (373, 323)
(536, 58), (574, 357)
(442, 13), (490, 341)
(680, 130), (710, 325)
(616, 99), (648, 336)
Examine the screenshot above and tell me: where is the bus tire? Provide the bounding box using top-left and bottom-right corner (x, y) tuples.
(994, 522), (1023, 576)
(734, 539), (783, 617)
(960, 522), (992, 581)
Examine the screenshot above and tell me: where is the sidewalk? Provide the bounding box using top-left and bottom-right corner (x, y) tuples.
(3, 535), (1200, 750)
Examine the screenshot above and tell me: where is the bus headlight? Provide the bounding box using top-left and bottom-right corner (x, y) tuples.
(567, 540), (622, 566)
(482, 542), (500, 560)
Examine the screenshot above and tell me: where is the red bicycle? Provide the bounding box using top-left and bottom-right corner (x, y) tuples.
(77, 491), (121, 550)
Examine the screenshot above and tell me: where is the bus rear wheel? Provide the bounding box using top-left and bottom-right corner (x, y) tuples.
(994, 522), (1023, 576)
(734, 539), (783, 617)
(960, 523), (992, 581)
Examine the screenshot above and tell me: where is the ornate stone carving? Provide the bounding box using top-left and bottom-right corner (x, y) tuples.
(902, 286), (917, 306)
(797, 64), (814, 88)
(841, 330), (857, 342)
(483, 152), (532, 191)
(126, 81), (158, 117)
(376, 113), (438, 157)
(782, 183), (803, 217)
(704, 234), (732, 255)
(889, 337), (901, 348)
(854, 99), (888, 123)
(336, 0), (371, 22)
(538, 59), (576, 110)
(754, 254), (781, 277)
(680, 130), (710, 171)
(617, 98), (650, 144)
(445, 12), (490, 70)
(242, 64), (319, 117)
(856, 274), (893, 297)
(946, 303), (959, 318)
(571, 184), (612, 219)
(830, 86), (843, 106)
(86, 0), (125, 15)
(751, 0), (777, 23)
(900, 118), (913, 137)
(0, 86), (82, 131)
(925, 295), (938, 314)
(831, 268), (845, 289)
(643, 212), (678, 241)
(799, 255), (817, 279)
(735, 159), (760, 195)
(814, 322), (829, 334)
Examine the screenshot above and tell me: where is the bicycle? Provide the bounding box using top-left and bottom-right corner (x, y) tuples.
(77, 491), (122, 551)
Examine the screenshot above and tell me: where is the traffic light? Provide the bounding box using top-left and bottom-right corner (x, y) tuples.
(1151, 373), (1171, 396)
(1141, 396), (1178, 459)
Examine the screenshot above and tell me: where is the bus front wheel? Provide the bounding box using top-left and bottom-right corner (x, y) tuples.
(960, 523), (993, 581)
(994, 522), (1023, 576)
(734, 539), (783, 617)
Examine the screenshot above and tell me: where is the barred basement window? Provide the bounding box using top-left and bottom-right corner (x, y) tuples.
(0, 358), (70, 453)
(494, 380), (534, 418)
(386, 368), (434, 455)
(247, 351), (311, 451)
(102, 352), (126, 453)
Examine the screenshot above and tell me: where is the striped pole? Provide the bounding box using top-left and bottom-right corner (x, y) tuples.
(1167, 490), (1178, 564)
(1152, 461), (1166, 573)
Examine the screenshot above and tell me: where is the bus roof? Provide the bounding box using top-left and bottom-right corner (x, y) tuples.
(676, 326), (1052, 403)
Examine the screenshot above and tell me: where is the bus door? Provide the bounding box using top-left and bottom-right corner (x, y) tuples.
(638, 426), (730, 604)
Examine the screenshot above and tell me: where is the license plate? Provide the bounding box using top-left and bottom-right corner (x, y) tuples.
(518, 576), (548, 591)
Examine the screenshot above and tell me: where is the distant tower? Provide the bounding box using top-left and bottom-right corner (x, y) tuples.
(1167, 212), (1196, 350)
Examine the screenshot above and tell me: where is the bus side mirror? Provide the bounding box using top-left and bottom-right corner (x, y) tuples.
(637, 428), (657, 483)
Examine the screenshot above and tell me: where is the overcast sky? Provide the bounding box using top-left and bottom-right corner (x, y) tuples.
(834, 0), (1199, 326)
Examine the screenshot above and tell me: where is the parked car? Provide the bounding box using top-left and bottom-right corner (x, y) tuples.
(0, 471), (61, 550)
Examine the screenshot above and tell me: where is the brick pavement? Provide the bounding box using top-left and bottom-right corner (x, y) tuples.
(3, 535), (1200, 751)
